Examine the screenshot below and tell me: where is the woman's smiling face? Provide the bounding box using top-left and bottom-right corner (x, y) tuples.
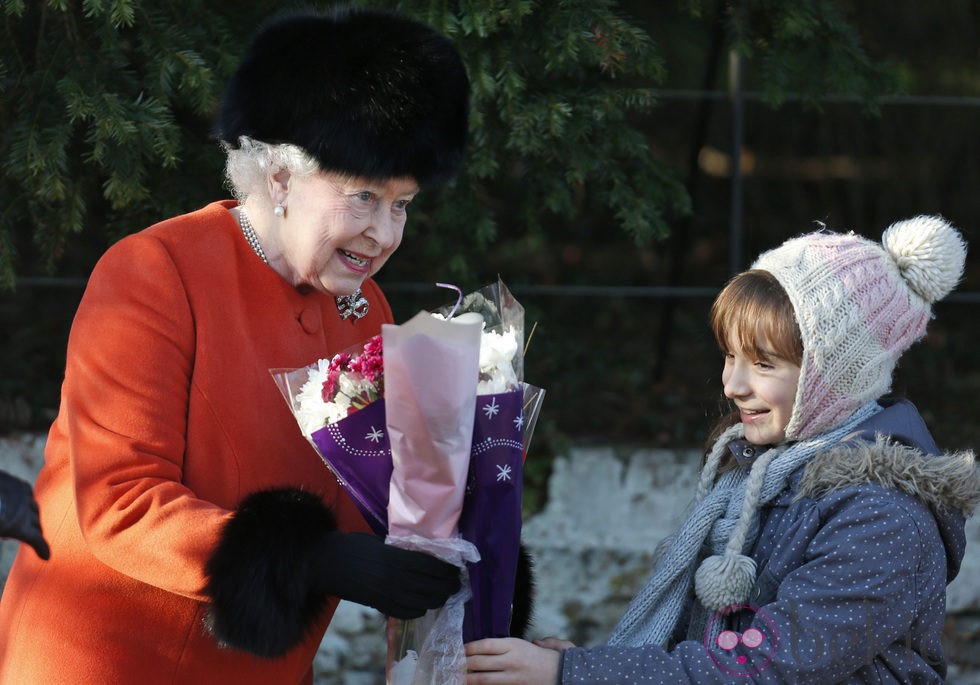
(276, 170), (418, 295)
(722, 333), (801, 446)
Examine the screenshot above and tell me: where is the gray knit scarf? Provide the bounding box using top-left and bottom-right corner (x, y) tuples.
(607, 401), (881, 648)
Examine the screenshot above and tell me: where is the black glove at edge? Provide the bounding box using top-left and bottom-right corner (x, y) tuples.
(0, 470), (50, 560)
(317, 531), (461, 620)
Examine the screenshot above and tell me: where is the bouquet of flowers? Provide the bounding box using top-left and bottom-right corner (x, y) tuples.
(271, 279), (544, 684)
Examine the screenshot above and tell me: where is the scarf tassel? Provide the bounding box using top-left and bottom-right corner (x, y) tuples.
(694, 553), (757, 611)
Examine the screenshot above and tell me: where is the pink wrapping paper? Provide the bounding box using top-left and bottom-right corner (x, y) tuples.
(382, 311), (483, 539)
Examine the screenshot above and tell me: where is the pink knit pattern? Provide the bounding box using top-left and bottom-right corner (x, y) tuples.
(754, 232), (932, 440)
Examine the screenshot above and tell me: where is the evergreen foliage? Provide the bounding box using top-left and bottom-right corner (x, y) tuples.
(0, 1), (274, 288)
(2, 0), (899, 289)
(708, 0), (905, 112)
(379, 0), (691, 278)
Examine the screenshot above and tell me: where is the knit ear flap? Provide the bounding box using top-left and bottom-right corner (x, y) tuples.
(693, 444), (783, 611)
(695, 423), (745, 500)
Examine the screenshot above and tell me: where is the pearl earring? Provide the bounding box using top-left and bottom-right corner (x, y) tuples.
(274, 204), (285, 218)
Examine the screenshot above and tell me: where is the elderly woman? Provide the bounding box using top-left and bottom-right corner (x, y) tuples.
(0, 8), (469, 684)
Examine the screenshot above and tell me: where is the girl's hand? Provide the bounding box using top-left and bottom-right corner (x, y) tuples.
(465, 637), (566, 684)
(534, 637), (576, 651)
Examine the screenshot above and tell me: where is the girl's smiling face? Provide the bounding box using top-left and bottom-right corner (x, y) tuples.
(275, 170), (418, 295)
(710, 269), (804, 445)
(722, 334), (801, 446)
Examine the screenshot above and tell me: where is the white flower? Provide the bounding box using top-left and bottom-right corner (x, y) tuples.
(431, 313), (520, 394)
(295, 360), (344, 436)
(478, 327), (519, 394)
(336, 372), (374, 402)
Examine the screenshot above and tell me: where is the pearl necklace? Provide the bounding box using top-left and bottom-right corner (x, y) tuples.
(237, 207), (268, 264)
(236, 206), (370, 320)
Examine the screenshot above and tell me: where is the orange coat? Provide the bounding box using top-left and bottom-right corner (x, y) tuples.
(0, 201), (391, 684)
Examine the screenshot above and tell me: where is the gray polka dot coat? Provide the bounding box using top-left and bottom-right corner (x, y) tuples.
(561, 399), (979, 683)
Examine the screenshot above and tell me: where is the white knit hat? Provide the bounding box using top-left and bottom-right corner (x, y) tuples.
(753, 215), (967, 441)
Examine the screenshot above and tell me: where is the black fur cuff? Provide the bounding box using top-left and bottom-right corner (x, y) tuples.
(511, 544), (535, 638)
(204, 488), (336, 657)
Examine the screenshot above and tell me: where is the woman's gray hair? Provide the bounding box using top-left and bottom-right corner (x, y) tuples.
(222, 136), (320, 203)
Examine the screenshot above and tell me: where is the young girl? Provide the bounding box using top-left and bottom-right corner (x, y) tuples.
(466, 215), (979, 684)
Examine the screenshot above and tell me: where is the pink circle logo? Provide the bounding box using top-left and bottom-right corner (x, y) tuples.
(703, 604), (779, 676)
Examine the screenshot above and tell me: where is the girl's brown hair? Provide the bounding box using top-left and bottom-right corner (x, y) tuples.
(702, 270), (803, 465)
(710, 269), (802, 366)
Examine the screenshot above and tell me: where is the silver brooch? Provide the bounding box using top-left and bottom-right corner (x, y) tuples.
(336, 289), (370, 320)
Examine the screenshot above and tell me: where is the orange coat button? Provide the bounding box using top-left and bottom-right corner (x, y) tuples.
(298, 308), (320, 334)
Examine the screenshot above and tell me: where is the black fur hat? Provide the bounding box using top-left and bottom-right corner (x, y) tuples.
(214, 6), (470, 189)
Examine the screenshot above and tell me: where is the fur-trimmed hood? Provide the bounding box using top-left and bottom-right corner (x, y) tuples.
(796, 398), (979, 583)
(799, 436), (978, 518)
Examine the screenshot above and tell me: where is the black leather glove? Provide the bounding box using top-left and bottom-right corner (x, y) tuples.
(0, 470), (50, 560)
(318, 531), (461, 619)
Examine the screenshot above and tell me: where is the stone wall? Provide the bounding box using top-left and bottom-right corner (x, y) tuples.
(2, 437), (977, 683)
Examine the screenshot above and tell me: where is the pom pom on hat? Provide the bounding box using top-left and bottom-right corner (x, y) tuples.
(882, 215), (967, 303)
(753, 215), (967, 440)
(214, 7), (470, 189)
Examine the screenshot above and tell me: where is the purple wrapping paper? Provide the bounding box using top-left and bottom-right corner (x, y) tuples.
(309, 389), (524, 641)
(310, 400), (392, 537)
(458, 390), (524, 642)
